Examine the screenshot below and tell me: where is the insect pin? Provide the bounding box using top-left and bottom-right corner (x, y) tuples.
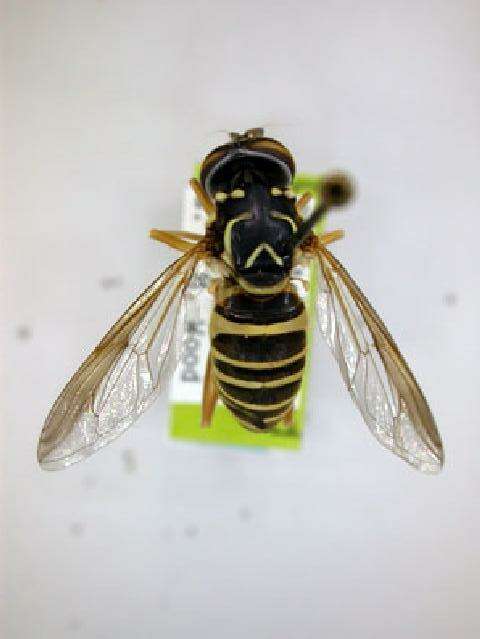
(38, 128), (443, 473)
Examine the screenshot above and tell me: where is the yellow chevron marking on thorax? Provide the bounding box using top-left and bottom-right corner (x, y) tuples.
(245, 243), (283, 268)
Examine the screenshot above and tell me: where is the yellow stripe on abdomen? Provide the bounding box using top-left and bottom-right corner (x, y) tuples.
(211, 291), (307, 431)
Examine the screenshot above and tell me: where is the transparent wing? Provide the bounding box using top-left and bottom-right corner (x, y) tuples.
(38, 245), (204, 470)
(313, 243), (443, 473)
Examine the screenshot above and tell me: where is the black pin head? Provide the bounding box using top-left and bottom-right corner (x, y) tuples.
(293, 171), (355, 246)
(320, 172), (355, 208)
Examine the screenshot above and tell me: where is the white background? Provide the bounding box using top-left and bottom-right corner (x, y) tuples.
(1, 1), (479, 637)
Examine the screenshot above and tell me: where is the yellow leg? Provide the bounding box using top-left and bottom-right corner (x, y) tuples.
(189, 177), (216, 219)
(201, 351), (218, 427)
(282, 406), (294, 427)
(149, 229), (203, 252)
(150, 177), (214, 252)
(319, 229), (345, 245)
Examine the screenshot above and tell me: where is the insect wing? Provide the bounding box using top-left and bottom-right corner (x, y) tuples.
(314, 244), (443, 473)
(38, 246), (203, 470)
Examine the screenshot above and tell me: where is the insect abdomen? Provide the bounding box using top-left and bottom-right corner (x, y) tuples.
(210, 287), (307, 431)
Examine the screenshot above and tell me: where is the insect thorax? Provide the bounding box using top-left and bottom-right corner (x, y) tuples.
(200, 135), (298, 295)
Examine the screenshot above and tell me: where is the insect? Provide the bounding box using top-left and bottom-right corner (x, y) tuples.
(37, 128), (444, 473)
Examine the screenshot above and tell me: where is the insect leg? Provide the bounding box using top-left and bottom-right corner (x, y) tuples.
(282, 406), (294, 427)
(201, 350), (218, 427)
(189, 177), (216, 218)
(319, 229), (345, 245)
(149, 229), (202, 252)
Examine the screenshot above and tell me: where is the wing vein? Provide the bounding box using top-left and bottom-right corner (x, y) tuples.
(37, 242), (210, 470)
(311, 242), (443, 473)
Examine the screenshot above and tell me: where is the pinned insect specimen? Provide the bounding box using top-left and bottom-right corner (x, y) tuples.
(38, 128), (443, 473)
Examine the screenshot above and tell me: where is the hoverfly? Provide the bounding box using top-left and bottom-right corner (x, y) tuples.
(37, 128), (444, 473)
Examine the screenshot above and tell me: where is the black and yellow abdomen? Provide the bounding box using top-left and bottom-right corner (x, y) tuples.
(210, 284), (307, 431)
